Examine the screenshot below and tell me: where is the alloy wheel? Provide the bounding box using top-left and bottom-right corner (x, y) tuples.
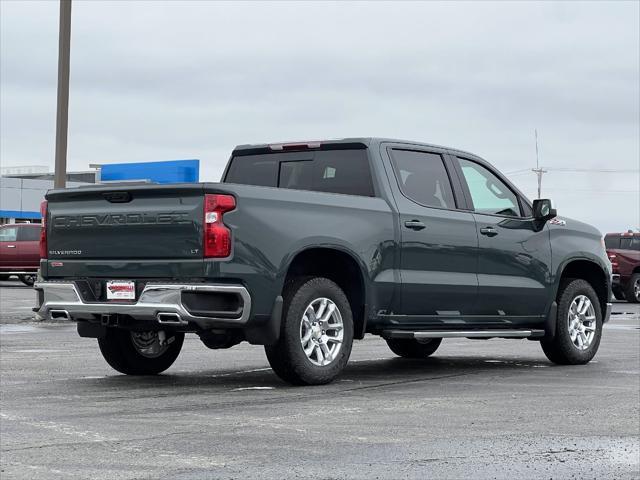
(567, 295), (597, 351)
(299, 297), (344, 366)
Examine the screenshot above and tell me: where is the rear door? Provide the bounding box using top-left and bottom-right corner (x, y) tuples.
(0, 226), (20, 268)
(453, 156), (552, 322)
(384, 146), (478, 324)
(16, 225), (41, 267)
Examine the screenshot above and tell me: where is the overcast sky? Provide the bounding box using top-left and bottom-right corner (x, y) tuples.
(1, 1), (638, 232)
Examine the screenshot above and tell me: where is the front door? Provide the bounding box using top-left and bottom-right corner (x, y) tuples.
(0, 226), (20, 268)
(455, 157), (552, 324)
(385, 148), (479, 325)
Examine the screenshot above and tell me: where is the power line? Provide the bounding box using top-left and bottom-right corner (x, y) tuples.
(505, 167), (639, 177)
(545, 167), (639, 173)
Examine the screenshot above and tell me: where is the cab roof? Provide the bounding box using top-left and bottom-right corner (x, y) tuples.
(232, 137), (481, 160)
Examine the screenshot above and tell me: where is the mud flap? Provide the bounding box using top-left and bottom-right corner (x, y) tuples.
(244, 296), (282, 346)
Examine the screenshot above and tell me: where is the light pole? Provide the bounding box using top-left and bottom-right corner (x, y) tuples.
(531, 129), (547, 198)
(54, 0), (72, 189)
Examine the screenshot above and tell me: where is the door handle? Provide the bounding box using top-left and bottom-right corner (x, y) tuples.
(6, 245), (16, 248)
(404, 220), (426, 230)
(480, 227), (498, 237)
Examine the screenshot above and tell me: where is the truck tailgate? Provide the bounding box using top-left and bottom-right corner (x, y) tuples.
(46, 184), (205, 262)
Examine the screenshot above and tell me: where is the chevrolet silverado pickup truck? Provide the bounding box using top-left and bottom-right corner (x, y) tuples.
(35, 138), (612, 385)
(605, 231), (640, 302)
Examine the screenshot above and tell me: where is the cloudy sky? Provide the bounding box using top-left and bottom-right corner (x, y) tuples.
(1, 1), (638, 232)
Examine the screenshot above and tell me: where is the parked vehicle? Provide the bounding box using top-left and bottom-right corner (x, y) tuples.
(34, 138), (612, 385)
(605, 231), (640, 302)
(0, 223), (41, 286)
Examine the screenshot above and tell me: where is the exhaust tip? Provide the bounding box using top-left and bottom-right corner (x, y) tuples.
(50, 310), (71, 321)
(157, 312), (185, 324)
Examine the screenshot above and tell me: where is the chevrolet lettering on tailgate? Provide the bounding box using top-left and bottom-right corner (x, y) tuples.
(53, 213), (191, 228)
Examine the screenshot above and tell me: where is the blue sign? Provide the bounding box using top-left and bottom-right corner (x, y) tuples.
(100, 159), (199, 184)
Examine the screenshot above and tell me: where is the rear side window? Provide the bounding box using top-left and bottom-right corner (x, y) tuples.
(389, 149), (456, 209)
(225, 149), (375, 197)
(604, 235), (620, 249)
(17, 226), (41, 241)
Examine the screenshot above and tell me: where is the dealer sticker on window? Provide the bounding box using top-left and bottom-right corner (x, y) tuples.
(106, 280), (135, 300)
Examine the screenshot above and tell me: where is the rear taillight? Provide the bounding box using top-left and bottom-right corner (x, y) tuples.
(40, 200), (48, 259)
(203, 194), (236, 258)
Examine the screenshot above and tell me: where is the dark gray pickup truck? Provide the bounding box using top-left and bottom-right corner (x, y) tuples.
(35, 138), (612, 385)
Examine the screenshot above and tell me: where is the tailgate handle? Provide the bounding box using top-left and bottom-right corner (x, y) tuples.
(103, 192), (132, 203)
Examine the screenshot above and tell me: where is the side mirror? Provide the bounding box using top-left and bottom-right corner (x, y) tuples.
(532, 198), (557, 221)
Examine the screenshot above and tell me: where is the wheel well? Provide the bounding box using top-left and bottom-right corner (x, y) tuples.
(559, 260), (608, 314)
(284, 248), (366, 339)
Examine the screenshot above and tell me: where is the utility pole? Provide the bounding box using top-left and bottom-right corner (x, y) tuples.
(54, 0), (72, 189)
(531, 129), (547, 198)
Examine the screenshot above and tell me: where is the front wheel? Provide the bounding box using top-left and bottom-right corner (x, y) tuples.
(541, 279), (602, 365)
(386, 338), (442, 358)
(265, 277), (354, 385)
(625, 273), (640, 303)
(98, 329), (184, 375)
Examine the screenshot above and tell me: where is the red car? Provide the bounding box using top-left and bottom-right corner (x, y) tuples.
(0, 223), (41, 286)
(605, 231), (640, 303)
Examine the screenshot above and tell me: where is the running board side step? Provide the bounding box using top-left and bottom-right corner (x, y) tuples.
(382, 329), (546, 340)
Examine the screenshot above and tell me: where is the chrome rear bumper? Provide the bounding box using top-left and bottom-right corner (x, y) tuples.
(34, 282), (251, 329)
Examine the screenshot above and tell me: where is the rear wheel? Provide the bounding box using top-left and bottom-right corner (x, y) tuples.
(624, 273), (640, 303)
(98, 329), (184, 375)
(541, 279), (602, 365)
(265, 277), (354, 385)
(18, 274), (36, 287)
(386, 338), (442, 358)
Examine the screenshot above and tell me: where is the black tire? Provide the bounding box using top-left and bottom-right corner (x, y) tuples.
(265, 276), (354, 385)
(612, 287), (626, 301)
(624, 273), (640, 303)
(386, 338), (442, 358)
(541, 279), (602, 365)
(18, 274), (36, 287)
(98, 328), (184, 375)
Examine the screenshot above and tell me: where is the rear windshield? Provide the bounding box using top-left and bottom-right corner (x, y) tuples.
(224, 149), (375, 197)
(620, 236), (640, 251)
(606, 234), (640, 251)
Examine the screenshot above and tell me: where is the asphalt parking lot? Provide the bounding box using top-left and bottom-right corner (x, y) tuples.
(1, 279), (639, 479)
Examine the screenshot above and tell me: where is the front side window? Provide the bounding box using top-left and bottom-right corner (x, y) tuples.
(0, 227), (18, 242)
(389, 149), (456, 209)
(458, 158), (520, 217)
